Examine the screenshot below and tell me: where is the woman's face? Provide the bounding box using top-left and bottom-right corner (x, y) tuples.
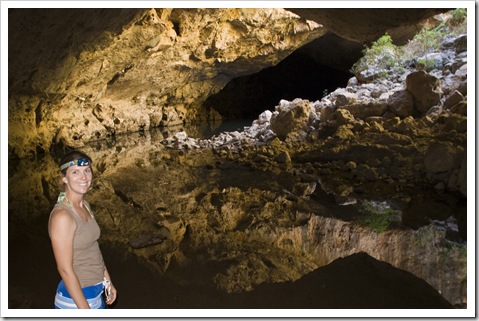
(62, 165), (93, 195)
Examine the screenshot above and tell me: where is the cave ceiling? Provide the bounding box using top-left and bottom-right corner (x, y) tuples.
(286, 8), (450, 44)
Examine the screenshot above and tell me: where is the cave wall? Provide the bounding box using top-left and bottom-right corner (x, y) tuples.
(8, 8), (445, 158)
(8, 8), (325, 157)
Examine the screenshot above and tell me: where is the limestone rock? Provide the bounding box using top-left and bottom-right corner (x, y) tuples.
(388, 89), (415, 118)
(334, 89), (358, 107)
(270, 99), (313, 141)
(443, 90), (464, 110)
(8, 8), (325, 157)
(327, 109), (356, 127)
(339, 101), (388, 119)
(157, 214), (186, 242)
(406, 70), (442, 114)
(318, 105), (335, 123)
(286, 9), (449, 43)
(276, 150), (291, 163)
(129, 234), (166, 249)
(423, 142), (457, 174)
(450, 101), (467, 116)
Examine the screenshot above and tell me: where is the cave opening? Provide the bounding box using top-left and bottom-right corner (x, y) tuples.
(203, 33), (363, 121)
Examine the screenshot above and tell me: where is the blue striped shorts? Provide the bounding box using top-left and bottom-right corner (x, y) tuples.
(54, 280), (105, 309)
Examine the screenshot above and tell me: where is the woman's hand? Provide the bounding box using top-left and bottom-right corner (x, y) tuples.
(105, 282), (117, 305)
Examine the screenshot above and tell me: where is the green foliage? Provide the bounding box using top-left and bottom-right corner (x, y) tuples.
(406, 23), (444, 56)
(449, 8), (467, 26)
(369, 33), (394, 49)
(352, 34), (394, 69)
(458, 244), (467, 257)
(351, 33), (405, 79)
(437, 239), (467, 266)
(357, 200), (401, 233)
(416, 57), (436, 71)
(351, 9), (467, 79)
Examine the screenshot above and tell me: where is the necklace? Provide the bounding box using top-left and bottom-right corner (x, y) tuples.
(57, 192), (94, 220)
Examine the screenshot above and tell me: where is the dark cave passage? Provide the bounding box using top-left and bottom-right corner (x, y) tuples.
(204, 33), (363, 120)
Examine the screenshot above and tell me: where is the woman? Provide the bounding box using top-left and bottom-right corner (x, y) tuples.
(48, 150), (117, 309)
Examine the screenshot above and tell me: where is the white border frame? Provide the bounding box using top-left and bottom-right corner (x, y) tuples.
(1, 1), (475, 319)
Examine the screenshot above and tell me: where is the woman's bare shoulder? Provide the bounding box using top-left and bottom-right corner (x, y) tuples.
(49, 206), (75, 228)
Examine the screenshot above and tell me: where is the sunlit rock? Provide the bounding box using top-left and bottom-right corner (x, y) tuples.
(327, 108), (356, 127)
(270, 99), (313, 141)
(334, 89), (358, 107)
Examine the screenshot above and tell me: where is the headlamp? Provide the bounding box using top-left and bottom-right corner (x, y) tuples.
(60, 157), (91, 171)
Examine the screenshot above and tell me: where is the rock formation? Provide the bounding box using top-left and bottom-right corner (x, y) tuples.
(8, 8), (447, 158)
(8, 8), (324, 157)
(286, 8), (449, 43)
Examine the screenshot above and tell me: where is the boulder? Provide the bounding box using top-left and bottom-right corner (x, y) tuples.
(339, 101), (388, 119)
(334, 89), (358, 107)
(450, 101), (467, 116)
(318, 105), (336, 124)
(406, 70), (442, 114)
(327, 109), (356, 127)
(388, 89), (415, 117)
(443, 90), (464, 110)
(270, 99), (312, 141)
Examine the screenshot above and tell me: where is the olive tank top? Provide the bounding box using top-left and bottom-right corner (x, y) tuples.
(50, 201), (105, 287)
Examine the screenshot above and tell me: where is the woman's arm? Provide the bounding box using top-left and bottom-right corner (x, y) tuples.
(49, 209), (90, 309)
(103, 267), (117, 305)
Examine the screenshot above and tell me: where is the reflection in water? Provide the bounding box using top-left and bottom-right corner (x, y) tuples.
(172, 119), (254, 140)
(8, 122), (467, 309)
